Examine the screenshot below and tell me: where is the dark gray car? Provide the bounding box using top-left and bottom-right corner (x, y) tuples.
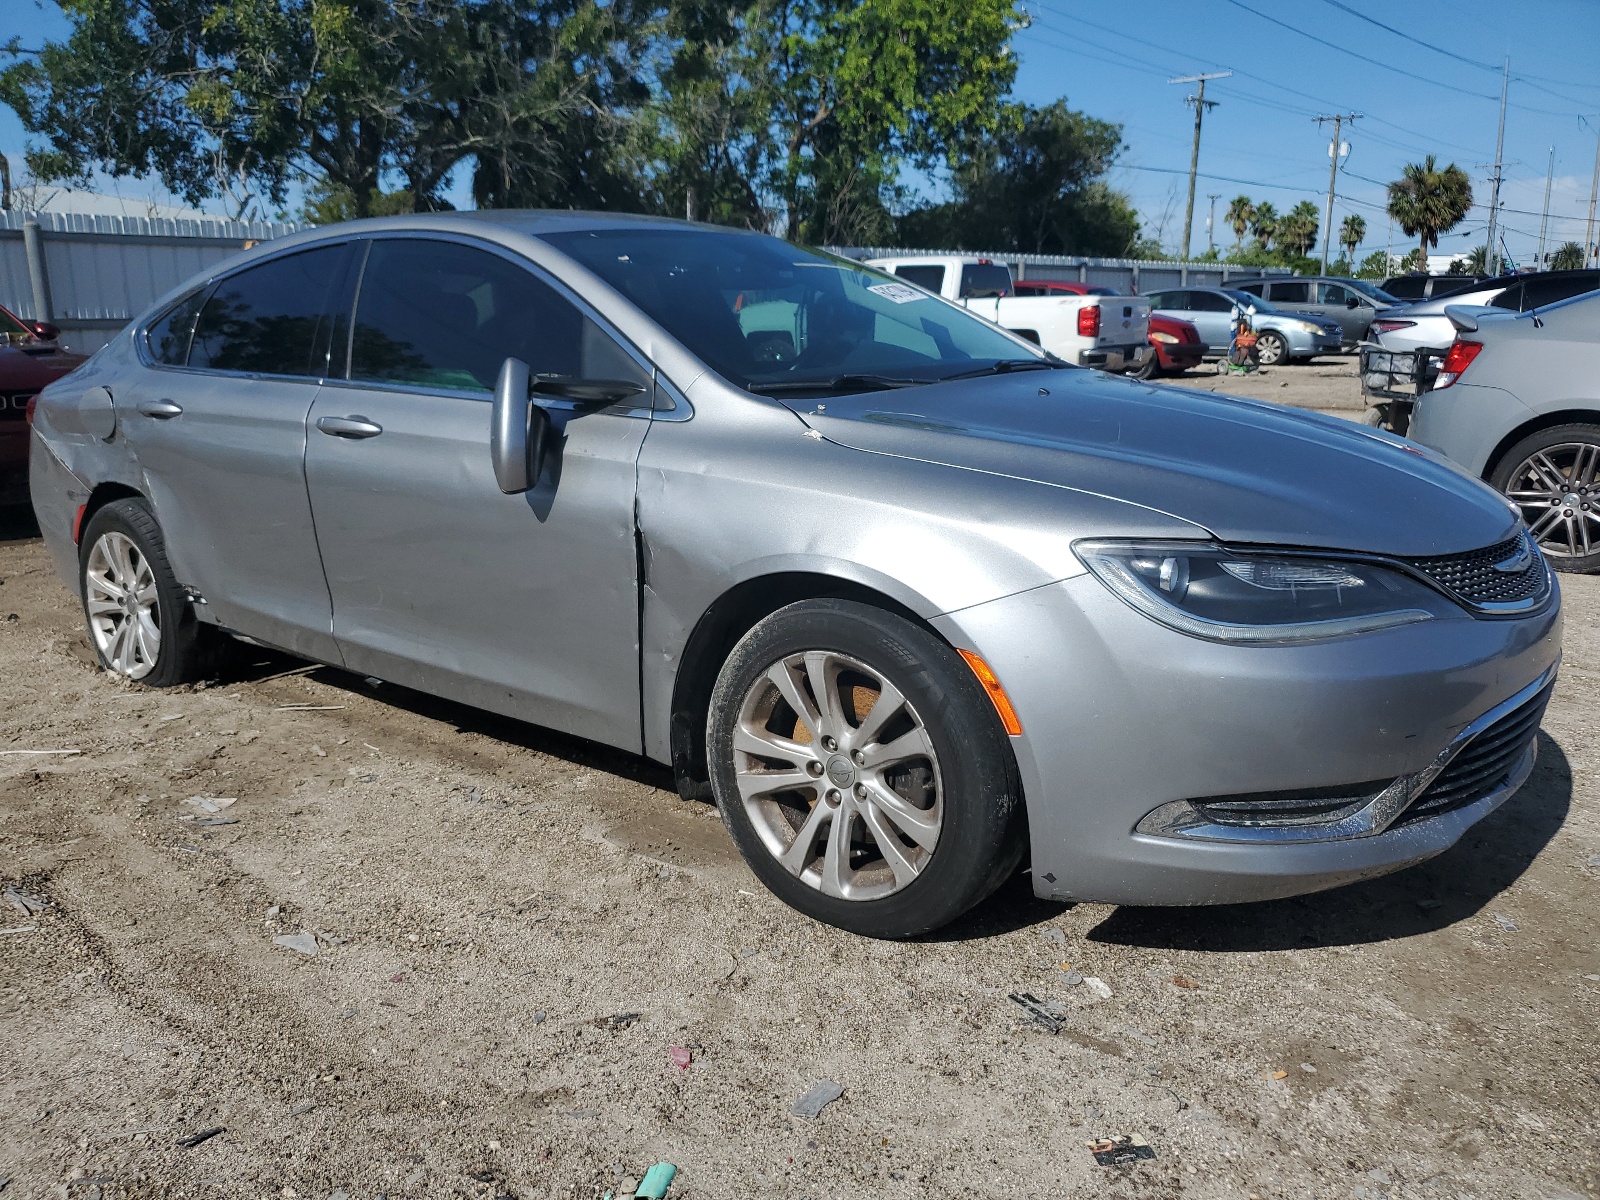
(28, 212), (1562, 937)
(1232, 276), (1399, 347)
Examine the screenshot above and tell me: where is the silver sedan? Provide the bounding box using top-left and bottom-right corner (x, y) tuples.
(29, 213), (1561, 937)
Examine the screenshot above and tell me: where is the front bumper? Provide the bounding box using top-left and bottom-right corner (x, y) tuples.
(1080, 344), (1154, 373)
(935, 571), (1562, 905)
(1154, 341), (1205, 371)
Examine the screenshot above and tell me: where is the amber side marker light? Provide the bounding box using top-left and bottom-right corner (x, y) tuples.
(72, 504), (88, 544)
(957, 648), (1023, 736)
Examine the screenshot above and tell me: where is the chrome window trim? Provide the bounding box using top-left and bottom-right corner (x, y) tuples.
(1135, 659), (1558, 845)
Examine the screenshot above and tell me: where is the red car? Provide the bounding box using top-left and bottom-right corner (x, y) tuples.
(1, 304), (86, 506)
(1140, 312), (1205, 378)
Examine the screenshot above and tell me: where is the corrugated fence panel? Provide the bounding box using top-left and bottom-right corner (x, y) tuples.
(0, 238), (34, 316)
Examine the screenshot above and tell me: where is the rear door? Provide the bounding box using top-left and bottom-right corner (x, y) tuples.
(302, 236), (655, 750)
(117, 242), (355, 661)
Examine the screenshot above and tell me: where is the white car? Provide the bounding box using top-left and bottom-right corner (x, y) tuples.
(1370, 270), (1600, 353)
(863, 255), (1153, 373)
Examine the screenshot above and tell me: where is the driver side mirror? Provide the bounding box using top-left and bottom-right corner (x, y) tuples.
(1346, 297), (1361, 309)
(491, 357), (548, 495)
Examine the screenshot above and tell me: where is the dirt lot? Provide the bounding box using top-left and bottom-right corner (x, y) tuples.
(2, 479), (1598, 1200)
(1151, 351), (1368, 417)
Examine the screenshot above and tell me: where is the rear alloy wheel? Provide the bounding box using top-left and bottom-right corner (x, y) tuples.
(1490, 424), (1600, 573)
(79, 499), (208, 685)
(707, 599), (1024, 938)
(1254, 329), (1288, 365)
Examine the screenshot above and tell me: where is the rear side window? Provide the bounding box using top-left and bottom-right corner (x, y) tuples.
(1520, 272), (1600, 310)
(1233, 282), (1266, 297)
(1384, 277), (1426, 300)
(189, 244), (352, 376)
(1147, 291), (1181, 309)
(1191, 292), (1235, 312)
(145, 289), (207, 365)
(958, 263), (1011, 298)
(894, 265), (946, 292)
(1489, 283), (1524, 311)
(349, 238), (648, 395)
(1269, 281), (1312, 303)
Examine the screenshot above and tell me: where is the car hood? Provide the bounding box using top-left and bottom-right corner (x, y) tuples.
(787, 370), (1518, 558)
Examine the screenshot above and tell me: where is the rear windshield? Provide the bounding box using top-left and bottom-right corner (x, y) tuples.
(541, 228), (1042, 391)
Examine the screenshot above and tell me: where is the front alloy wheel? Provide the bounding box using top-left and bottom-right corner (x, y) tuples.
(1255, 329), (1287, 365)
(707, 598), (1025, 938)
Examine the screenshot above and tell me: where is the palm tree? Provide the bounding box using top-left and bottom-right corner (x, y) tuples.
(1251, 201), (1278, 250)
(1225, 195), (1254, 250)
(1278, 201), (1321, 257)
(1339, 214), (1366, 265)
(1550, 241), (1585, 270)
(1386, 155), (1473, 270)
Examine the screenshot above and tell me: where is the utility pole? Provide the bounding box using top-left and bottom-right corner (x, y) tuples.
(1586, 117), (1600, 268)
(1314, 113), (1358, 274)
(1206, 193), (1220, 254)
(1484, 58), (1509, 276)
(1169, 71), (1230, 260)
(1537, 147), (1554, 269)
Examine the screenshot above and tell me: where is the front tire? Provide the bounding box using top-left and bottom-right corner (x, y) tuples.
(79, 499), (208, 685)
(1255, 329), (1288, 366)
(707, 599), (1025, 938)
(1488, 424), (1600, 573)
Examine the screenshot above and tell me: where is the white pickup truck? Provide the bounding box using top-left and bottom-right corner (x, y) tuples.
(863, 254), (1152, 373)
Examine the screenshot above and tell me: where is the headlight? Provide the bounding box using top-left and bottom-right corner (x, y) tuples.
(1074, 540), (1458, 644)
(1150, 331), (1179, 344)
(1291, 320), (1322, 334)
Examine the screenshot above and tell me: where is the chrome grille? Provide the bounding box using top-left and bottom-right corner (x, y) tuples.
(1397, 683), (1552, 825)
(1406, 534), (1547, 607)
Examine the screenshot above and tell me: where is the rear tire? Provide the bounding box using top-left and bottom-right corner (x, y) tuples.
(79, 499), (208, 685)
(1488, 423), (1600, 573)
(706, 599), (1025, 938)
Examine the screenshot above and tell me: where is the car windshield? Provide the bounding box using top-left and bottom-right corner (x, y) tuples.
(1222, 289), (1279, 313)
(1343, 278), (1401, 304)
(0, 307), (35, 342)
(539, 228), (1047, 392)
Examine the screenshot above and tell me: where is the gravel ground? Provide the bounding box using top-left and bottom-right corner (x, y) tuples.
(1, 485), (1597, 1200)
(1150, 352), (1368, 416)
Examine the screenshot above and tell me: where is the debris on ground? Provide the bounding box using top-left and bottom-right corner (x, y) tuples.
(311, 745), (327, 757)
(635, 1162), (678, 1198)
(1088, 1135), (1155, 1166)
(1083, 976), (1113, 999)
(1008, 991), (1067, 1034)
(1170, 975), (1199, 989)
(1266, 1069), (1289, 1080)
(0, 926), (38, 936)
(175, 1126), (225, 1149)
(289, 1103), (317, 1116)
(276, 704), (346, 711)
(1492, 913), (1519, 932)
(1299, 1062), (1318, 1073)
(791, 1080), (844, 1118)
(3, 886), (44, 916)
(595, 1012), (641, 1031)
(1058, 969), (1084, 986)
(0, 748), (80, 756)
(273, 932), (320, 956)
(182, 795), (236, 814)
(1039, 926), (1068, 948)
(668, 1045), (692, 1070)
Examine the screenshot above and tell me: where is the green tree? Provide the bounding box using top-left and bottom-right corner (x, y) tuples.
(1354, 248), (1390, 278)
(1225, 194), (1253, 249)
(894, 101), (1138, 255)
(1250, 201), (1277, 250)
(1550, 241), (1585, 270)
(1339, 213), (1366, 265)
(1276, 200), (1319, 257)
(1386, 154), (1472, 272)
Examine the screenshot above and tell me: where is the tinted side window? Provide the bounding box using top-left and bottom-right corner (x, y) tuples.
(1233, 282), (1266, 297)
(1270, 281), (1312, 303)
(1521, 272), (1600, 310)
(350, 239), (647, 395)
(1385, 277), (1426, 300)
(959, 264), (1012, 298)
(1489, 283), (1524, 311)
(1319, 283), (1353, 305)
(1192, 292), (1235, 312)
(894, 265), (946, 292)
(190, 245), (350, 376)
(145, 288), (208, 365)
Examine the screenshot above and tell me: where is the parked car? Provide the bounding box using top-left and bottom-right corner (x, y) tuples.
(1381, 274), (1484, 302)
(1410, 288), (1600, 571)
(1012, 280), (1120, 297)
(1, 303), (86, 505)
(1144, 287), (1344, 364)
(864, 254), (1153, 373)
(1232, 276), (1399, 347)
(1369, 269), (1600, 354)
(1133, 312), (1206, 378)
(31, 214), (1560, 936)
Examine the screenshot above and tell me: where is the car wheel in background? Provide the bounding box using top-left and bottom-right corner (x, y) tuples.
(1254, 330), (1288, 366)
(1130, 352), (1159, 380)
(706, 598), (1025, 938)
(78, 498), (209, 684)
(1488, 423), (1600, 573)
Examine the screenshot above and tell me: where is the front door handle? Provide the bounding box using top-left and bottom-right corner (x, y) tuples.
(136, 400), (183, 419)
(316, 415), (383, 439)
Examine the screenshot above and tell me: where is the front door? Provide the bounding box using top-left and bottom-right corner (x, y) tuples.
(1313, 283), (1369, 344)
(117, 242), (355, 661)
(302, 236), (655, 751)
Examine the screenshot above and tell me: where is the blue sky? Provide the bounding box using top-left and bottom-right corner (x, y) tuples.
(4, 0), (1598, 266)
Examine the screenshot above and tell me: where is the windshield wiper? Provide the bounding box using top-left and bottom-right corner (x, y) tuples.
(747, 373), (930, 395)
(939, 358), (1067, 381)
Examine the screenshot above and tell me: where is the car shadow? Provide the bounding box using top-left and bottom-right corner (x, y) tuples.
(1084, 731), (1571, 952)
(0, 504), (41, 541)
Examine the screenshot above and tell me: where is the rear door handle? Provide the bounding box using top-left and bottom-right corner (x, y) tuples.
(136, 400), (183, 419)
(316, 415), (383, 439)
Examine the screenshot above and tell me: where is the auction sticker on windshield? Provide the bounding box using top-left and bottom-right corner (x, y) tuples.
(867, 282), (928, 304)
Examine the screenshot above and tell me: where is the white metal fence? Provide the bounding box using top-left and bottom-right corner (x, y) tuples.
(827, 246), (1293, 293)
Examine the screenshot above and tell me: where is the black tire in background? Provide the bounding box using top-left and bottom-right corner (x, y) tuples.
(78, 498), (209, 686)
(1488, 423), (1600, 574)
(707, 598), (1026, 938)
